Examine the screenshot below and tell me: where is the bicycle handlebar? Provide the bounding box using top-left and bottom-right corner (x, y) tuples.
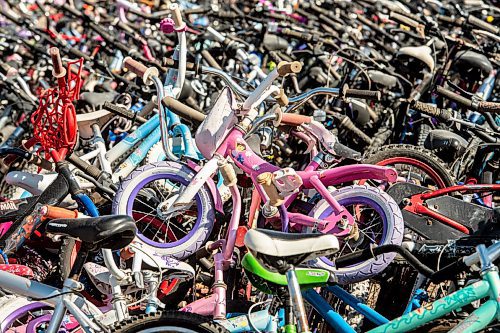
(170, 3), (184, 29)
(123, 57), (159, 86)
(477, 101), (500, 113)
(411, 101), (453, 121)
(0, 147), (53, 171)
(436, 86), (500, 113)
(467, 15), (499, 35)
(334, 242), (499, 282)
(277, 61), (302, 77)
(102, 102), (147, 124)
(162, 96), (206, 124)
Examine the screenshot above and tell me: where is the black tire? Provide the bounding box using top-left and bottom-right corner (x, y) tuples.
(113, 311), (229, 333)
(416, 123), (432, 147)
(364, 144), (455, 188)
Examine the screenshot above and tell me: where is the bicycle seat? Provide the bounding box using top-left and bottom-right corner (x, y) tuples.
(46, 215), (137, 251)
(396, 45), (435, 72)
(244, 229), (339, 273)
(368, 70), (398, 88)
(76, 110), (114, 139)
(454, 50), (493, 76)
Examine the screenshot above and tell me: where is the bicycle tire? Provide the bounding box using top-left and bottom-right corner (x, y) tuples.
(112, 161), (215, 259)
(363, 144), (455, 188)
(310, 185), (404, 284)
(113, 311), (229, 333)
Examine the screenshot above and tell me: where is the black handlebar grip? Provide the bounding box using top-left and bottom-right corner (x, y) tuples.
(67, 154), (102, 179)
(411, 101), (453, 121)
(478, 101), (500, 113)
(62, 3), (83, 18)
(344, 88), (381, 101)
(430, 258), (468, 282)
(467, 15), (500, 35)
(162, 97), (206, 123)
(436, 86), (473, 109)
(103, 102), (147, 124)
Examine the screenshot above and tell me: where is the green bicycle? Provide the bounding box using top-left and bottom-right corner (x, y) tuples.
(236, 229), (499, 333)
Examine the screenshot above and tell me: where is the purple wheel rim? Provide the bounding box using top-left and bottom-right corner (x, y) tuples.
(2, 302), (47, 332)
(318, 195), (388, 266)
(127, 173), (203, 248)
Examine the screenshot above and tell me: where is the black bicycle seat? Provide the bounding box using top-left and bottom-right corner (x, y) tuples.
(46, 215), (136, 251)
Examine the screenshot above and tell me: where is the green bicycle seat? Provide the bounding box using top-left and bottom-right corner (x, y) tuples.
(242, 252), (332, 294)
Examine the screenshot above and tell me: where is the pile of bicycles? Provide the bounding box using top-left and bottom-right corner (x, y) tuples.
(0, 0), (498, 332)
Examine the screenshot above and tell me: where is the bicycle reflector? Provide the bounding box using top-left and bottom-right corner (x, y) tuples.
(31, 47), (83, 162)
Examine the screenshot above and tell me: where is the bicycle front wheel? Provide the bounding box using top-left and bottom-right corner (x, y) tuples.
(113, 311), (228, 333)
(112, 161), (215, 259)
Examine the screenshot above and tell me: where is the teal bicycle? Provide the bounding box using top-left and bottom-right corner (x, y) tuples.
(235, 229), (499, 333)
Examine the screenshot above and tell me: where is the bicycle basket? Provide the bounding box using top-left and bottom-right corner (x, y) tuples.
(195, 87), (238, 159)
(31, 58), (83, 162)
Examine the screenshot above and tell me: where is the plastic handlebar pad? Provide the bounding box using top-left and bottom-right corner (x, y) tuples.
(123, 57), (148, 78)
(467, 15), (500, 35)
(277, 61), (302, 76)
(411, 101), (452, 121)
(162, 97), (206, 123)
(436, 86), (473, 108)
(345, 89), (381, 101)
(478, 101), (500, 113)
(280, 113), (312, 126)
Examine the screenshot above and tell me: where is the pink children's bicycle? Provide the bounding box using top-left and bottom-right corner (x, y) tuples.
(113, 59), (404, 320)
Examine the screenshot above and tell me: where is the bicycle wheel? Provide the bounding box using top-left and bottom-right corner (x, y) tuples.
(363, 144), (455, 188)
(113, 161), (215, 259)
(308, 185), (404, 284)
(0, 296), (81, 332)
(113, 311), (228, 333)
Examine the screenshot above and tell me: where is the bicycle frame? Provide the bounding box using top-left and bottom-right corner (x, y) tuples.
(0, 270), (106, 332)
(215, 247), (499, 333)
(404, 183), (500, 235)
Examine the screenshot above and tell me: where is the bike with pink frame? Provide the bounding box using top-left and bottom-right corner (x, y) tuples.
(154, 61), (406, 320)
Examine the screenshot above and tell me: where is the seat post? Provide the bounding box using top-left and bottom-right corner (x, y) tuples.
(68, 243), (90, 281)
(285, 267), (310, 333)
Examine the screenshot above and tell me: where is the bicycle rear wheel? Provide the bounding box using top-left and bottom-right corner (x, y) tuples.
(308, 185), (404, 284)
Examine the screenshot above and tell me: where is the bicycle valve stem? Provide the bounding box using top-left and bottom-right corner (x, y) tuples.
(49, 47), (67, 79)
